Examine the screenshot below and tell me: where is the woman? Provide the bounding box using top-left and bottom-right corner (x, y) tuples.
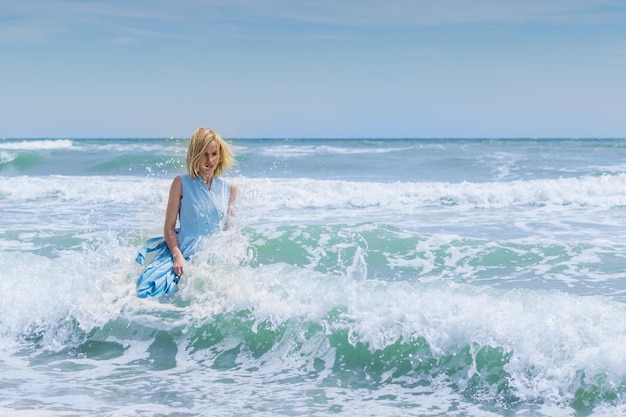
(136, 127), (237, 298)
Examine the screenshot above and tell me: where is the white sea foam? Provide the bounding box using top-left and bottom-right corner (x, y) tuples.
(177, 261), (626, 408)
(78, 141), (186, 154)
(4, 233), (625, 409)
(2, 173), (625, 242)
(235, 175), (626, 242)
(0, 150), (16, 164)
(0, 175), (166, 203)
(226, 174), (626, 219)
(0, 139), (73, 150)
(3, 174), (625, 213)
(260, 144), (415, 158)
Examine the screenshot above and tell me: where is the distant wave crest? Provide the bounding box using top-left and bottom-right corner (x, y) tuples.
(0, 139), (73, 150)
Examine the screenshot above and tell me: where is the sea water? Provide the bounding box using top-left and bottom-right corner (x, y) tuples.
(1, 137), (626, 416)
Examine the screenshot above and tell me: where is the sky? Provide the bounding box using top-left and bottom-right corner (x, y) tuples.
(1, 0), (626, 139)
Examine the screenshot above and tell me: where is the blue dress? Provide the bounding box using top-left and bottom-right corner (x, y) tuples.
(136, 175), (232, 298)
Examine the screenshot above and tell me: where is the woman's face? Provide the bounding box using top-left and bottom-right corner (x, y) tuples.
(200, 139), (220, 178)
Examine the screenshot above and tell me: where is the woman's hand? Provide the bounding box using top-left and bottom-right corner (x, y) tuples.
(173, 255), (186, 278)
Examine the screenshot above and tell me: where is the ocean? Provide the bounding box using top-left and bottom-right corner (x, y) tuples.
(1, 137), (626, 417)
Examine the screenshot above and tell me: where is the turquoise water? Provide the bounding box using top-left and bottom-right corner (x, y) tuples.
(1, 137), (626, 416)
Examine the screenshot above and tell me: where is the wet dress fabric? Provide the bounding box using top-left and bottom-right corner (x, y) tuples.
(136, 175), (231, 298)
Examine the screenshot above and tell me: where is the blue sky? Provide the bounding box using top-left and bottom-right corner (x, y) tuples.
(2, 0), (626, 138)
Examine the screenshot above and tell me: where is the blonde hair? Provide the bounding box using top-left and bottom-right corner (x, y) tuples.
(186, 127), (235, 178)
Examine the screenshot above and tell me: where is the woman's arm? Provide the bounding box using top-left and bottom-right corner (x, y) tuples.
(164, 176), (185, 277)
